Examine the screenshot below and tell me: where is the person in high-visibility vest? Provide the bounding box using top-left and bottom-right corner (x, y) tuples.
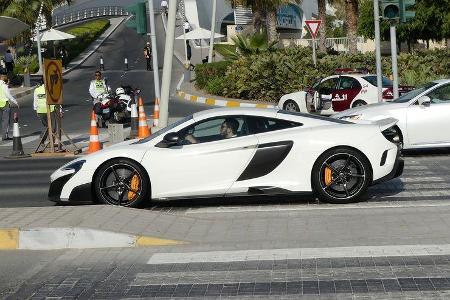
(33, 78), (57, 139)
(0, 74), (19, 141)
(89, 71), (107, 104)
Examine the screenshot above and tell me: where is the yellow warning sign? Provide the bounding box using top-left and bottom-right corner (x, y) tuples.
(44, 59), (63, 105)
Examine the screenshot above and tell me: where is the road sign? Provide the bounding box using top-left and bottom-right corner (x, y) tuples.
(43, 59), (63, 105)
(305, 20), (321, 39)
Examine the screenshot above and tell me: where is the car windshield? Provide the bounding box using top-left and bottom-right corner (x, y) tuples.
(392, 82), (438, 103)
(133, 115), (193, 144)
(362, 75), (393, 87)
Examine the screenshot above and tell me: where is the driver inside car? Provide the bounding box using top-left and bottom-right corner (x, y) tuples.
(183, 118), (240, 144)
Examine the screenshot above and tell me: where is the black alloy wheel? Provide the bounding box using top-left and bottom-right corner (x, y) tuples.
(312, 148), (372, 204)
(94, 159), (149, 208)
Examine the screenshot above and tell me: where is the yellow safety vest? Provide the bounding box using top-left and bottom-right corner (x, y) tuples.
(94, 80), (106, 94)
(35, 85), (55, 113)
(0, 84), (8, 109)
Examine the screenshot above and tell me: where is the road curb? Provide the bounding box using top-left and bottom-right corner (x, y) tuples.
(0, 227), (185, 250)
(12, 86), (36, 100)
(176, 90), (276, 109)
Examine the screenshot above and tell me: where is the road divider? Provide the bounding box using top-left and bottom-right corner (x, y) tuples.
(0, 227), (185, 250)
(176, 91), (276, 109)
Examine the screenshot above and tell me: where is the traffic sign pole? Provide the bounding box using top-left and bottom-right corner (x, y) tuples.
(374, 0), (383, 103)
(390, 24), (399, 99)
(305, 20), (321, 68)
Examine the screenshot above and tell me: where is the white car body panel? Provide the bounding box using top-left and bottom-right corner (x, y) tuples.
(50, 108), (401, 203)
(333, 79), (450, 150)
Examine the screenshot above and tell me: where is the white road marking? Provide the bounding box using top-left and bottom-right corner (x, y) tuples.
(0, 135), (40, 147)
(147, 244), (450, 264)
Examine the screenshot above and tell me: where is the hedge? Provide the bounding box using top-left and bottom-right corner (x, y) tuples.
(195, 47), (450, 103)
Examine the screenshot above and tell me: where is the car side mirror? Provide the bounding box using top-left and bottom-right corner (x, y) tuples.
(417, 95), (431, 107)
(155, 132), (181, 148)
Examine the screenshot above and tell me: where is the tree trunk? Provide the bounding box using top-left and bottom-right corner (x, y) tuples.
(345, 0), (359, 54)
(318, 0), (327, 52)
(252, 4), (263, 34)
(266, 7), (278, 44)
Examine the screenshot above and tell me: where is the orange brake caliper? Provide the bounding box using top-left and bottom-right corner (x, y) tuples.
(324, 167), (333, 186)
(127, 174), (140, 201)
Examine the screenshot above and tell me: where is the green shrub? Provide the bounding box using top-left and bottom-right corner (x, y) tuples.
(63, 19), (110, 63)
(13, 55), (39, 74)
(194, 47), (450, 102)
(194, 61), (231, 89)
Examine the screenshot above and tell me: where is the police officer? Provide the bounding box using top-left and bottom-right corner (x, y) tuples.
(0, 75), (19, 141)
(144, 42), (152, 71)
(89, 71), (107, 104)
(33, 78), (57, 140)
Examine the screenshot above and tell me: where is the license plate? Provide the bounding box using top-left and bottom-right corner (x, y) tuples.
(103, 108), (110, 114)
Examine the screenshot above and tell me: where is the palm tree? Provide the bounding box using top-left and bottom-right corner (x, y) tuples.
(344, 0), (359, 54)
(318, 0), (327, 52)
(2, 0), (71, 26)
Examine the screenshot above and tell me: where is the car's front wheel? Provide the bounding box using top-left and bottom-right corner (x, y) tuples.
(283, 100), (300, 112)
(311, 147), (372, 204)
(352, 100), (367, 108)
(94, 158), (150, 207)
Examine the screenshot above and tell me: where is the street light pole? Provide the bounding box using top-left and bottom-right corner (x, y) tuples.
(158, 0), (177, 128)
(147, 0), (160, 100)
(208, 0), (217, 63)
(373, 0), (383, 103)
(36, 2), (44, 74)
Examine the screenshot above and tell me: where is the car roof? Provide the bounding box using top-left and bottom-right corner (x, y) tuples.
(192, 107), (279, 119)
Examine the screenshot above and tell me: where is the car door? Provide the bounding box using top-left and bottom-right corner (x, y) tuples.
(227, 116), (303, 195)
(313, 77), (339, 111)
(147, 116), (259, 198)
(407, 83), (450, 146)
(332, 76), (362, 112)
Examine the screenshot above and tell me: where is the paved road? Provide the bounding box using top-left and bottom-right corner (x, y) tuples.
(0, 15), (209, 156)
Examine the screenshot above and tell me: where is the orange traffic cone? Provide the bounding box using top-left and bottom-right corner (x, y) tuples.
(88, 111), (102, 153)
(138, 97), (151, 138)
(152, 98), (160, 127)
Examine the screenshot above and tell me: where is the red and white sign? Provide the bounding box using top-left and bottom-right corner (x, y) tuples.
(305, 20), (322, 39)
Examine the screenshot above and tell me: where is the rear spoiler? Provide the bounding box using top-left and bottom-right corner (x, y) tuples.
(351, 117), (398, 131)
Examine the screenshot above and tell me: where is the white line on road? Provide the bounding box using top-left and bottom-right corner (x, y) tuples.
(147, 244), (450, 264)
(0, 135), (40, 147)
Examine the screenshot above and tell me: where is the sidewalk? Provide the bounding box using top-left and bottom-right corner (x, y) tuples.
(176, 80), (277, 109)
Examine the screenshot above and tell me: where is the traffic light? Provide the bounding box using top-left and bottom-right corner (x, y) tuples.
(400, 0), (416, 23)
(126, 2), (147, 34)
(381, 0), (400, 20)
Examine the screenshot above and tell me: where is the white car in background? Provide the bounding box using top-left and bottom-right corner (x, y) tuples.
(279, 70), (413, 115)
(333, 79), (450, 150)
(49, 108), (403, 206)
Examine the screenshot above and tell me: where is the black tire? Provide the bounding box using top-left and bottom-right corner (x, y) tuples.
(94, 158), (150, 208)
(311, 147), (372, 204)
(283, 100), (300, 112)
(352, 100), (367, 108)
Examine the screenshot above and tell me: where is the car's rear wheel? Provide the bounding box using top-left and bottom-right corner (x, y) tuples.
(311, 148), (372, 204)
(283, 100), (300, 112)
(352, 100), (367, 108)
(94, 158), (149, 207)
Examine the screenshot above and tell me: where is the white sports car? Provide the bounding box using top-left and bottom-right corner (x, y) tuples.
(49, 108), (403, 207)
(333, 79), (450, 150)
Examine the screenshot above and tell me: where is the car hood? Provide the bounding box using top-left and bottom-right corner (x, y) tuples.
(332, 101), (408, 119)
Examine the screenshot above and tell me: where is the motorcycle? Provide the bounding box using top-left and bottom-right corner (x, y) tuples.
(114, 85), (141, 122)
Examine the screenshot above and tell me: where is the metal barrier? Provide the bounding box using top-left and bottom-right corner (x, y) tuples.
(52, 6), (129, 27)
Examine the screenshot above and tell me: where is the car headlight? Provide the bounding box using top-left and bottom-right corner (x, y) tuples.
(339, 114), (362, 121)
(62, 160), (86, 173)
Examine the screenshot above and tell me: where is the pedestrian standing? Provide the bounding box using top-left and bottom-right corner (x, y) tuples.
(33, 77), (57, 140)
(144, 42), (152, 71)
(160, 0), (168, 17)
(59, 45), (68, 69)
(0, 75), (19, 141)
(4, 50), (14, 80)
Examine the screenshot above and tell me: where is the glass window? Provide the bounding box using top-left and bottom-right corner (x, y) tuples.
(427, 84), (450, 104)
(317, 78), (339, 94)
(178, 116), (247, 145)
(362, 75), (393, 87)
(338, 76), (361, 90)
(247, 116), (302, 134)
(134, 115), (193, 144)
(393, 82), (438, 103)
